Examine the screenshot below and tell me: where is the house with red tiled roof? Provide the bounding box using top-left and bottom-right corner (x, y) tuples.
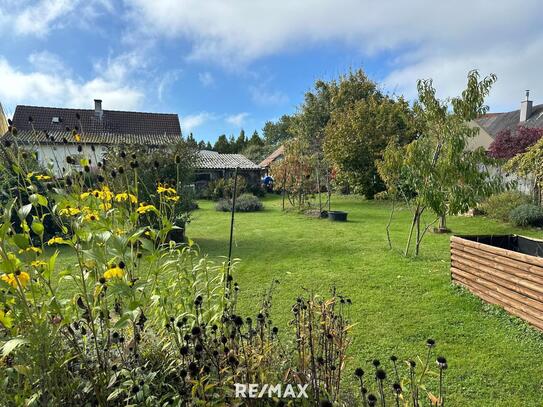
(1, 99), (181, 175)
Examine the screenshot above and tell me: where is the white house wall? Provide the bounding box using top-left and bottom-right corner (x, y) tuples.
(34, 144), (108, 176)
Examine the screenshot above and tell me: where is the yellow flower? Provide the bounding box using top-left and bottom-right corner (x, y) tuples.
(103, 266), (124, 280)
(1, 272), (30, 288)
(83, 212), (100, 222)
(100, 186), (113, 201)
(35, 174), (51, 181)
(80, 192), (91, 200)
(90, 186), (113, 201)
(157, 184), (177, 195)
(74, 133), (81, 142)
(47, 237), (65, 245)
(31, 260), (47, 268)
(165, 195), (180, 202)
(26, 172), (35, 179)
(59, 207), (81, 216)
(100, 202), (112, 211)
(18, 246), (42, 255)
(115, 193), (138, 204)
(136, 203), (156, 215)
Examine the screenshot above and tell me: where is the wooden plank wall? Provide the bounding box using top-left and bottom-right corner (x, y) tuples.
(450, 236), (543, 331)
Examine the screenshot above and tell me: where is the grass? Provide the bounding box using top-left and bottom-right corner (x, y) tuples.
(184, 194), (543, 406)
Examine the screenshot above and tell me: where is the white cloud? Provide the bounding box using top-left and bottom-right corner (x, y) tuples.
(0, 0), (114, 37)
(28, 51), (70, 75)
(125, 0), (543, 110)
(198, 72), (214, 87)
(384, 38), (543, 112)
(0, 53), (144, 113)
(226, 112), (249, 127)
(157, 70), (181, 102)
(13, 0), (75, 36)
(181, 112), (214, 133)
(250, 86), (288, 106)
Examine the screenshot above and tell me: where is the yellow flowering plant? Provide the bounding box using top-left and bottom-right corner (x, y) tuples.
(0, 136), (232, 404)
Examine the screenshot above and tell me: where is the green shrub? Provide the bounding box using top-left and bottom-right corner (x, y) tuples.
(509, 204), (543, 227)
(374, 191), (389, 200)
(207, 177), (248, 200)
(216, 193), (263, 212)
(480, 191), (531, 222)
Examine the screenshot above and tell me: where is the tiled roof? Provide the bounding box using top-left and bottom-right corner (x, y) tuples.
(1, 129), (180, 146)
(195, 150), (260, 170)
(474, 104), (543, 139)
(2, 104), (181, 145)
(259, 145), (284, 168)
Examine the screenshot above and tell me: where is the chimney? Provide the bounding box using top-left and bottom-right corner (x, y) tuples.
(520, 90), (532, 122)
(94, 99), (103, 120)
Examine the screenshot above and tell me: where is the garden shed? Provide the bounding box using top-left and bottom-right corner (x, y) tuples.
(194, 150), (261, 189)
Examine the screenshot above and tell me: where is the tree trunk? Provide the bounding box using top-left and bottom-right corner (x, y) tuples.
(404, 205), (420, 256)
(386, 200), (395, 250)
(415, 211), (421, 256)
(316, 163), (322, 214)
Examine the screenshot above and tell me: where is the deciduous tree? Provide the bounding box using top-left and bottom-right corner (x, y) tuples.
(378, 70), (501, 256)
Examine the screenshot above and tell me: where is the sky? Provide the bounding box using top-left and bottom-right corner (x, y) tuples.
(1, 0), (543, 143)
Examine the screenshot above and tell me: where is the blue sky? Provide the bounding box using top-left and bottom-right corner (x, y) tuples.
(2, 1), (543, 143)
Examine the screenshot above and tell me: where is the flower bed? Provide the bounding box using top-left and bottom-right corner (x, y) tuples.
(450, 235), (543, 330)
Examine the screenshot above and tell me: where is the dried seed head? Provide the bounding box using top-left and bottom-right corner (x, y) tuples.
(436, 356), (447, 370)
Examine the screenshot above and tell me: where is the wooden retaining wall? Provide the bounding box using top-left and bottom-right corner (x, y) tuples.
(450, 236), (543, 331)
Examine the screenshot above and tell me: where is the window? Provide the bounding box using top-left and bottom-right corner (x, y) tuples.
(51, 117), (61, 123)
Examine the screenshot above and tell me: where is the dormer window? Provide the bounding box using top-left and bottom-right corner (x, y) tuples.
(52, 117), (61, 124)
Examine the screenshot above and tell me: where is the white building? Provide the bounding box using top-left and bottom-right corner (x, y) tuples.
(1, 99), (181, 175)
(469, 91), (543, 196)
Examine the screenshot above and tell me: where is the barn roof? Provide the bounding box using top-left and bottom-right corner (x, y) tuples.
(195, 150), (260, 170)
(259, 145), (284, 168)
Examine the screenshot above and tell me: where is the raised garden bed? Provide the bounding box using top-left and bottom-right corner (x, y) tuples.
(328, 211), (348, 222)
(450, 235), (543, 330)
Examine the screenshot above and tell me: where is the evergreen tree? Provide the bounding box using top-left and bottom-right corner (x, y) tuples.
(214, 134), (230, 153)
(186, 133), (198, 149)
(197, 140), (207, 150)
(206, 141), (213, 150)
(228, 135), (236, 153)
(235, 129), (247, 152)
(248, 130), (264, 147)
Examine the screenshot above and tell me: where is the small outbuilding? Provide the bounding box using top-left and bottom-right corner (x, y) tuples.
(259, 145), (284, 175)
(194, 150), (261, 188)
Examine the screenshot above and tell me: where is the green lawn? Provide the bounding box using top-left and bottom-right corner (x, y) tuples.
(186, 195), (543, 406)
